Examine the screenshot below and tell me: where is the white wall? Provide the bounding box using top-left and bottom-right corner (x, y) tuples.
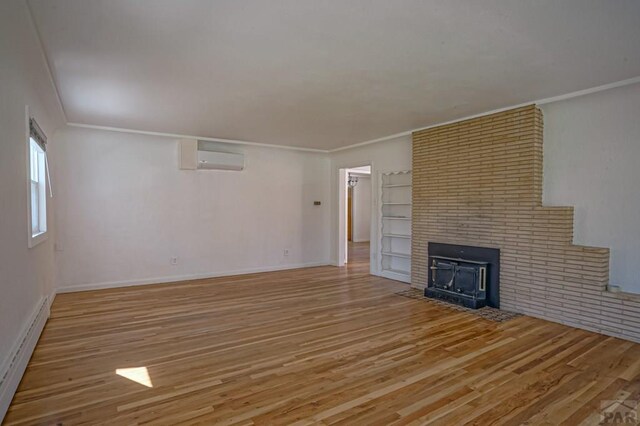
(52, 127), (331, 291)
(352, 176), (371, 242)
(0, 0), (64, 416)
(330, 135), (413, 272)
(542, 83), (640, 294)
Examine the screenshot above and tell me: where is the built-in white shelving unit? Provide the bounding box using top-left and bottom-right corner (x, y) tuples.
(380, 171), (411, 283)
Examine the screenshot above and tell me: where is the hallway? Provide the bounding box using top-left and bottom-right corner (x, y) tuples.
(347, 241), (369, 269)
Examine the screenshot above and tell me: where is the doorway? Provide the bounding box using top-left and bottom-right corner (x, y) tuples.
(339, 165), (371, 268)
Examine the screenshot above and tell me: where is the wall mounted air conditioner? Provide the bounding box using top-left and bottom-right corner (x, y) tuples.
(197, 150), (244, 170)
(179, 139), (244, 171)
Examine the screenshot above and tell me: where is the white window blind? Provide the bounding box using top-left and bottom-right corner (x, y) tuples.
(27, 116), (50, 247)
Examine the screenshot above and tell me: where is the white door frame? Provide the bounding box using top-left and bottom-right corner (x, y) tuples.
(336, 162), (374, 269)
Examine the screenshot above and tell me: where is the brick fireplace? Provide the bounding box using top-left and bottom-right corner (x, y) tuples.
(411, 105), (640, 342)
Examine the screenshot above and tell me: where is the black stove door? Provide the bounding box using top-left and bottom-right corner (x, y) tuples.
(453, 265), (478, 296)
(432, 260), (456, 290)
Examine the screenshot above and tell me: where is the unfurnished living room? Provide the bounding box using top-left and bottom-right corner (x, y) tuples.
(2, 1), (640, 425)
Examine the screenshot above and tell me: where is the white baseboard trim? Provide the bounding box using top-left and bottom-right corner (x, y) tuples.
(380, 270), (411, 284)
(56, 261), (330, 293)
(0, 296), (50, 422)
(49, 289), (57, 308)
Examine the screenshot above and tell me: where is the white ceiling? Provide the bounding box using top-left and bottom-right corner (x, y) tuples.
(29, 0), (640, 150)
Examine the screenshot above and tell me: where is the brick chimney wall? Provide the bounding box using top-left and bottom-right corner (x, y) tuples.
(412, 105), (640, 342)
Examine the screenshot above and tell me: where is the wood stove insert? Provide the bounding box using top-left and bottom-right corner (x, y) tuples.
(425, 242), (500, 309)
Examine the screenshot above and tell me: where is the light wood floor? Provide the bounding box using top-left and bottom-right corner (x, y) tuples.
(347, 241), (370, 266)
(5, 245), (640, 425)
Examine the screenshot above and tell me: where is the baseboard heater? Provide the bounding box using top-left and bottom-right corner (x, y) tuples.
(0, 296), (50, 421)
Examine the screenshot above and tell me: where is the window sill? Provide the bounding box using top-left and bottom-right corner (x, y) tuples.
(28, 231), (48, 249)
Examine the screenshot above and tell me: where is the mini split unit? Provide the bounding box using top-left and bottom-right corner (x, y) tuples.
(179, 139), (245, 171)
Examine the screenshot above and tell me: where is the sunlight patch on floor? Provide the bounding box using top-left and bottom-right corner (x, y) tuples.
(116, 366), (153, 388)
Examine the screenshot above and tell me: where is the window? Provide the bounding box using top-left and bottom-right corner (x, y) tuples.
(27, 115), (49, 248)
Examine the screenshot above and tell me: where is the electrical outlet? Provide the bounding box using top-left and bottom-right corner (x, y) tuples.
(170, 256), (179, 265)
(284, 249), (290, 256)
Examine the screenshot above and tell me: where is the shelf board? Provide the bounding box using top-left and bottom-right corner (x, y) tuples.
(382, 184), (412, 188)
(382, 251), (411, 259)
(382, 216), (411, 220)
(382, 233), (411, 239)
